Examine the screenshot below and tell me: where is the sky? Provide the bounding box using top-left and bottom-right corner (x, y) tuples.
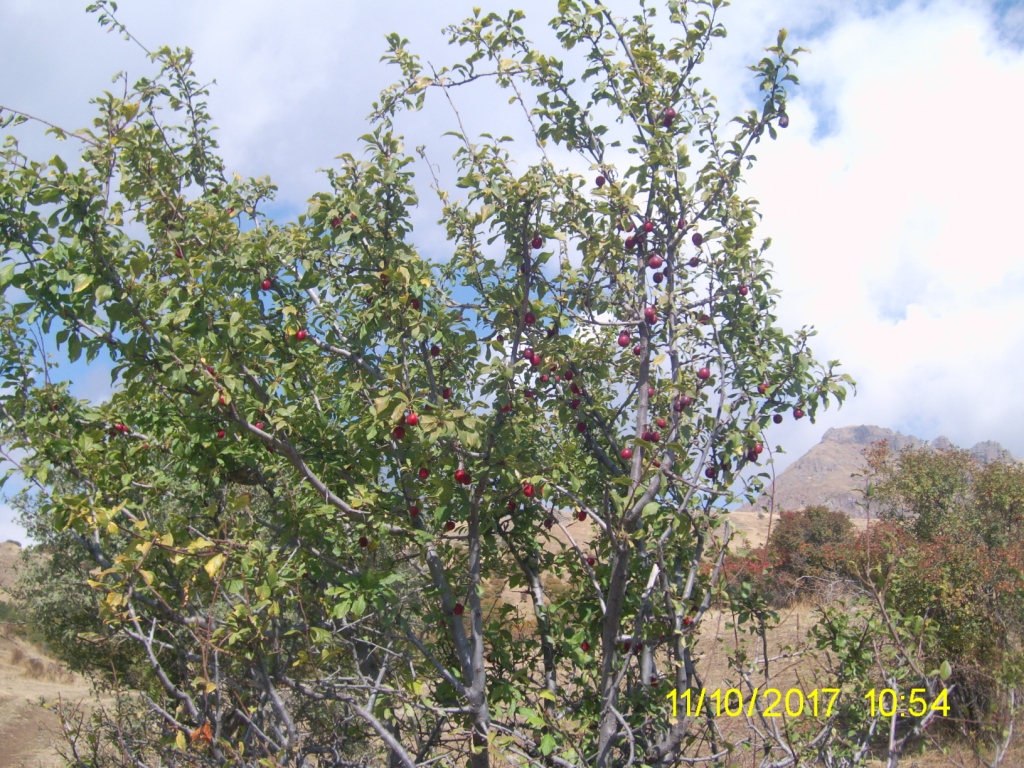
(0, 0), (1022, 544)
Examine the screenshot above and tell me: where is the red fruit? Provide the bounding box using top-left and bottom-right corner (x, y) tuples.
(532, 236), (544, 249)
(445, 520), (456, 531)
(778, 112), (790, 128)
(570, 383), (581, 394)
(653, 460), (661, 468)
(576, 421), (588, 433)
(688, 256), (699, 267)
(393, 426), (406, 440)
(678, 218), (686, 230)
(496, 335), (504, 343)
(522, 347), (534, 360)
(622, 642), (631, 653)
(508, 500), (517, 511)
(624, 237), (636, 250)
(523, 483), (535, 498)
(755, 443), (763, 454)
(664, 107), (677, 122)
(793, 408), (805, 420)
(419, 467), (430, 479)
(656, 418), (667, 429)
(531, 354), (541, 367)
(682, 616), (693, 627)
(705, 467), (715, 479)
(699, 314), (711, 324)
(691, 232), (703, 247)
(358, 536), (369, 548)
(621, 448), (633, 460)
(453, 603), (465, 616)
(410, 297), (421, 310)
(409, 505), (420, 517)
(577, 510), (587, 521)
(643, 220), (654, 233)
(115, 422), (128, 433)
(570, 398), (581, 409)
(500, 402), (512, 413)
(618, 332), (630, 348)
(738, 285), (749, 297)
(454, 469), (471, 485)
(650, 431), (661, 443)
(525, 312), (536, 325)
(758, 382), (769, 395)
(697, 367), (711, 380)
(581, 640), (590, 652)
(442, 387), (452, 399)
(544, 517), (554, 530)
(430, 344), (441, 357)
(217, 429), (226, 439)
(261, 279), (272, 291)
(596, 175), (606, 187)
(648, 254), (663, 269)
(206, 365), (215, 375)
(648, 385), (655, 397)
(633, 345), (642, 356)
(747, 449), (759, 462)
(524, 390), (534, 399)
(564, 370), (574, 380)
(330, 217), (342, 229)
(644, 306), (657, 324)
(254, 421), (264, 430)
(587, 556), (596, 567)
(540, 374), (549, 384)
(674, 395), (694, 411)
(653, 271), (664, 284)
(296, 329), (308, 341)
(406, 412), (419, 426)
(773, 414), (784, 424)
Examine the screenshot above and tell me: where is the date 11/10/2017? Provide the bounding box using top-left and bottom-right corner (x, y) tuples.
(666, 688), (951, 719)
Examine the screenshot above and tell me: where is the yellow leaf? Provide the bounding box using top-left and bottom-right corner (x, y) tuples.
(137, 540), (152, 556)
(139, 569), (154, 586)
(204, 553), (226, 579)
(205, 680), (217, 693)
(538, 690), (557, 701)
(160, 532), (174, 547)
(175, 730), (187, 750)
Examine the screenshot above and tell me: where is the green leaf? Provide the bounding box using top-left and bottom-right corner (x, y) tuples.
(73, 274), (94, 293)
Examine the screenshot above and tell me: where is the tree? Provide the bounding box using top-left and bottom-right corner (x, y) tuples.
(768, 504), (853, 578)
(0, 1), (853, 765)
(807, 442), (1024, 767)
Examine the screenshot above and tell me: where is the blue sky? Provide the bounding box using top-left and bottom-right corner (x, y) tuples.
(1, 0), (1022, 543)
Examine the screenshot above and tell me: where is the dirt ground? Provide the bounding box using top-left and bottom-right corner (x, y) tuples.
(0, 630), (91, 768)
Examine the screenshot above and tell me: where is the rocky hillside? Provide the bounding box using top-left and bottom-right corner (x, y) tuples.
(739, 425), (1020, 518)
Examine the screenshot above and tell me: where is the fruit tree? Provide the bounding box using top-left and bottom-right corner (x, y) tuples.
(0, 1), (853, 766)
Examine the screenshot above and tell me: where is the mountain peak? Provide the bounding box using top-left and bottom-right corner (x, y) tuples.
(740, 425), (1019, 518)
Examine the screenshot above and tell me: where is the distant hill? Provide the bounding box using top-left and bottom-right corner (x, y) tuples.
(738, 425), (1020, 518)
(0, 540), (22, 601)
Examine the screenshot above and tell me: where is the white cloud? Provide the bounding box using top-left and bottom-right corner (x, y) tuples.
(0, 502), (28, 547)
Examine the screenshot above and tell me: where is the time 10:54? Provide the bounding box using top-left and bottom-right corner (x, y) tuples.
(864, 688), (949, 718)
